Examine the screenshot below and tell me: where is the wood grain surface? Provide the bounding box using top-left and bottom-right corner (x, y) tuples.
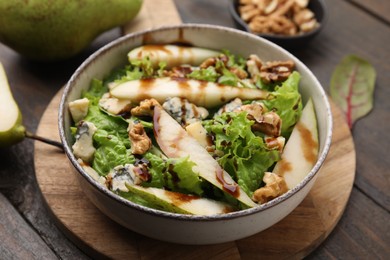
(33, 0), (352, 258)
(0, 193), (57, 259)
(123, 0), (181, 34)
(1, 0), (389, 259)
(34, 89), (355, 259)
(34, 2), (356, 258)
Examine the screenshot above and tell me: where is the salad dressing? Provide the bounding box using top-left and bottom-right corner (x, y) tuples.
(296, 122), (318, 164)
(165, 191), (198, 206)
(167, 164), (180, 188)
(216, 167), (240, 197)
(137, 78), (156, 101)
(71, 45), (312, 214)
(136, 44), (172, 58)
(274, 160), (292, 176)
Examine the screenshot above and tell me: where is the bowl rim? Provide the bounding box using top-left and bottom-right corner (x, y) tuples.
(59, 23), (333, 222)
(228, 0), (328, 40)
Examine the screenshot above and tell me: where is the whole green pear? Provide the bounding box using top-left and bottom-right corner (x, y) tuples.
(0, 62), (26, 147)
(0, 0), (143, 61)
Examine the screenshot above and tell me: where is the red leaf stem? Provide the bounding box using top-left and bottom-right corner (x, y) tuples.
(346, 65), (358, 129)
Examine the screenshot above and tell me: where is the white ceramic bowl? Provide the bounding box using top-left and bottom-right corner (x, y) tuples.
(59, 24), (332, 245)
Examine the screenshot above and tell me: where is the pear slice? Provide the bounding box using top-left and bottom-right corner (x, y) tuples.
(110, 77), (270, 108)
(273, 99), (319, 189)
(153, 105), (257, 208)
(0, 62), (25, 147)
(128, 45), (220, 69)
(125, 184), (233, 215)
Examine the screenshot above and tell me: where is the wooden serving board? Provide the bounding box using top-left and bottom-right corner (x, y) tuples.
(34, 90), (355, 259)
(34, 0), (356, 258)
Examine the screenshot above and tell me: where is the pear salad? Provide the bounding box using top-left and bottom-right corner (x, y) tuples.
(68, 44), (319, 215)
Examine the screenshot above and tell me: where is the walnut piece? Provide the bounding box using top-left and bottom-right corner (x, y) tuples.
(128, 121), (152, 155)
(264, 136), (285, 152)
(200, 54), (247, 79)
(130, 98), (161, 117)
(252, 172), (288, 204)
(235, 102), (267, 122)
(251, 111), (282, 137)
(229, 66), (248, 79)
(260, 60), (295, 83)
(164, 65), (193, 78)
(246, 54), (263, 82)
(234, 102), (281, 137)
(239, 0), (319, 36)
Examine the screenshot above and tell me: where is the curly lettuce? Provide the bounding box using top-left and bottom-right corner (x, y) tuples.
(263, 71), (302, 137)
(81, 79), (134, 176)
(204, 112), (280, 197)
(142, 152), (204, 196)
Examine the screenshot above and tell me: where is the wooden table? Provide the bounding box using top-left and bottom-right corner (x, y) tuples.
(0, 0), (389, 259)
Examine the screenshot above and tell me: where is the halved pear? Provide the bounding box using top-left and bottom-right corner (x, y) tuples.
(153, 105), (257, 208)
(273, 99), (319, 189)
(0, 62), (25, 147)
(110, 77), (270, 108)
(125, 184), (233, 215)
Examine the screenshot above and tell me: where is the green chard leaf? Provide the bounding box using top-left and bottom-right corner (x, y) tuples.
(330, 55), (376, 129)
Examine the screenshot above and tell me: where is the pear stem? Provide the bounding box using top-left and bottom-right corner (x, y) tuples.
(25, 131), (64, 151)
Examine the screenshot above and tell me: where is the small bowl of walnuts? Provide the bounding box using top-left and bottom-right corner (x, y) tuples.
(229, 0), (327, 48)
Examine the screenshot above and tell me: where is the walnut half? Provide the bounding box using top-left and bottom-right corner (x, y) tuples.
(128, 121), (152, 155)
(260, 60), (295, 84)
(252, 172), (288, 204)
(239, 0), (319, 36)
(130, 98), (161, 117)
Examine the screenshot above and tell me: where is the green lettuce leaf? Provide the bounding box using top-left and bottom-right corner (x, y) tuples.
(82, 78), (107, 104)
(204, 112), (280, 197)
(186, 50), (254, 88)
(187, 66), (219, 82)
(263, 71), (302, 137)
(81, 79), (134, 176)
(169, 156), (204, 196)
(92, 129), (135, 176)
(115, 57), (167, 84)
(142, 152), (204, 196)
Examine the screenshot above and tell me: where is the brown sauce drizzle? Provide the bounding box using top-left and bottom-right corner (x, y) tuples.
(172, 76), (190, 87)
(136, 78), (157, 102)
(196, 80), (208, 105)
(141, 33), (154, 45)
(275, 159), (292, 176)
(206, 134), (214, 147)
(169, 28), (193, 47)
(170, 77), (195, 105)
(137, 44), (173, 59)
(216, 167), (240, 197)
(296, 122), (318, 164)
(165, 191), (199, 207)
(168, 164), (180, 189)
